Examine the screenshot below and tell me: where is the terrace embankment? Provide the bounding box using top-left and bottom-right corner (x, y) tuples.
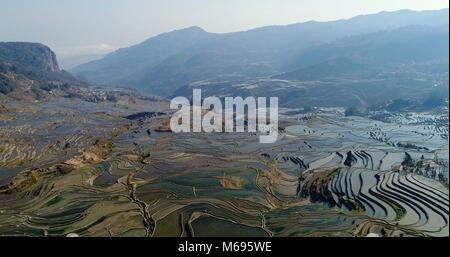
(0, 101), (448, 237)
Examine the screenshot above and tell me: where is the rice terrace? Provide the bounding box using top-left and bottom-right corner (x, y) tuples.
(0, 1), (448, 240)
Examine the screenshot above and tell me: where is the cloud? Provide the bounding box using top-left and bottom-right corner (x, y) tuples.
(53, 43), (118, 58)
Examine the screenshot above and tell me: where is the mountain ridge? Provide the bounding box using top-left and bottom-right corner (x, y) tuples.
(172, 25), (448, 108)
(72, 8), (449, 97)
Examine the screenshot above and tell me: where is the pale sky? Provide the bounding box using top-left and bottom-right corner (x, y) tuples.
(1, 0), (448, 61)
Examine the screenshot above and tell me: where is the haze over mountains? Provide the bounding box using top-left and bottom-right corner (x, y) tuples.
(71, 8), (449, 105)
(2, 9), (447, 109)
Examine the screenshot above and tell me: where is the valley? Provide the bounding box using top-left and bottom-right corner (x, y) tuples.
(0, 97), (447, 237)
(0, 7), (448, 238)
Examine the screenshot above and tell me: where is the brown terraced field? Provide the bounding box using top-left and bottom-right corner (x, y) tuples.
(0, 98), (448, 237)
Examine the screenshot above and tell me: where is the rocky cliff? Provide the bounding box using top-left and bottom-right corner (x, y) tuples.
(0, 42), (86, 99)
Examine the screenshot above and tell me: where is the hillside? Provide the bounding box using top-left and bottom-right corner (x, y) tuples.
(276, 25), (449, 80)
(0, 42), (88, 100)
(0, 42), (152, 103)
(72, 8), (449, 97)
(173, 25), (449, 108)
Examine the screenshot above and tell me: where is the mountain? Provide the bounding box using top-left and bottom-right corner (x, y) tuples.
(72, 9), (449, 97)
(0, 42), (87, 100)
(0, 42), (160, 104)
(277, 25), (449, 80)
(72, 27), (216, 93)
(173, 25), (449, 108)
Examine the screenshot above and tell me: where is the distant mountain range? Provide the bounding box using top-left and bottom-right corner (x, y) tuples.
(276, 24), (449, 80)
(71, 8), (449, 102)
(173, 24), (448, 108)
(2, 9), (448, 108)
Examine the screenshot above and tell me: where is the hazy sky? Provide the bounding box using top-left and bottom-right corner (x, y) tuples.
(1, 0), (448, 60)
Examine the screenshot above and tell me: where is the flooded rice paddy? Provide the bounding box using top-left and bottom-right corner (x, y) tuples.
(0, 99), (448, 237)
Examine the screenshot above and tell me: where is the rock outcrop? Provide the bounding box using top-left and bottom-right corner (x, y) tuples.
(0, 42), (86, 99)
